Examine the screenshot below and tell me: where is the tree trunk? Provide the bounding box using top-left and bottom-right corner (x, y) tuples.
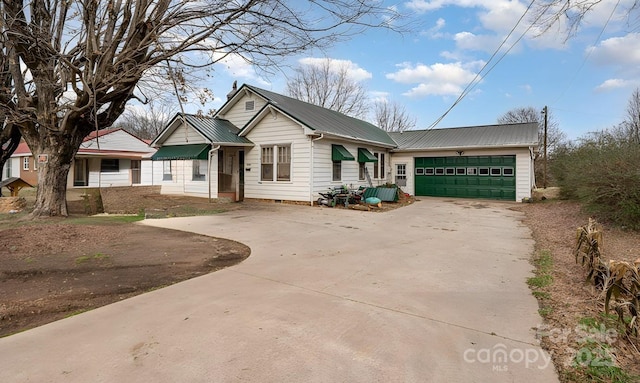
(26, 131), (85, 218)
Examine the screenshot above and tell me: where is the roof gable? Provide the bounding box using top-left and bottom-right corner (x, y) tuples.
(226, 84), (396, 148)
(151, 113), (252, 146)
(389, 123), (539, 151)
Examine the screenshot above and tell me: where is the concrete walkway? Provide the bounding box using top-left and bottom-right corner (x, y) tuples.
(0, 199), (558, 382)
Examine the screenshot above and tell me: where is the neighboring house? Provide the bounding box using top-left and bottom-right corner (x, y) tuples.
(151, 84), (396, 202)
(0, 156), (20, 184)
(389, 123), (538, 201)
(7, 129), (156, 188)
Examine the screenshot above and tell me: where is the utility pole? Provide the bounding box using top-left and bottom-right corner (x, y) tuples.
(543, 105), (548, 189)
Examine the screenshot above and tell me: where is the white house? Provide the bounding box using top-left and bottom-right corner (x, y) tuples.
(150, 83), (538, 203)
(3, 129), (156, 188)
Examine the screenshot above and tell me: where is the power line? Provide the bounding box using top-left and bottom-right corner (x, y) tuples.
(426, 1), (547, 129)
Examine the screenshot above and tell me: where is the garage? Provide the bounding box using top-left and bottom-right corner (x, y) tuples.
(414, 155), (516, 200)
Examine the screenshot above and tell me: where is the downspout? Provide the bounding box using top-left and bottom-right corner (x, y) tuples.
(310, 134), (324, 205)
(208, 145), (221, 203)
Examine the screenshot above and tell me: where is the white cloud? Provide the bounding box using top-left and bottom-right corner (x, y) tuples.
(421, 17), (447, 38)
(595, 78), (631, 92)
(212, 52), (270, 86)
(386, 61), (483, 97)
(298, 57), (373, 82)
(369, 90), (390, 103)
(588, 33), (640, 70)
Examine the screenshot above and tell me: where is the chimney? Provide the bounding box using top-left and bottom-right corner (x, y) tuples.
(226, 80), (238, 100)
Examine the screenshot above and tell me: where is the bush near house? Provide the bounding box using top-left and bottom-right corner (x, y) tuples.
(551, 134), (640, 230)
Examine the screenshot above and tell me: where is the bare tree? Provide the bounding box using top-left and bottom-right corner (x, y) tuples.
(0, 0), (400, 217)
(498, 106), (566, 187)
(286, 58), (370, 119)
(118, 100), (178, 141)
(497, 106), (566, 159)
(533, 1), (640, 38)
(373, 100), (416, 132)
(621, 87), (640, 144)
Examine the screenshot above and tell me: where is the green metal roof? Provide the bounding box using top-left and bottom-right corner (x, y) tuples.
(151, 144), (210, 161)
(180, 114), (253, 145)
(358, 148), (378, 162)
(332, 144), (355, 161)
(390, 123), (539, 151)
(242, 85), (397, 147)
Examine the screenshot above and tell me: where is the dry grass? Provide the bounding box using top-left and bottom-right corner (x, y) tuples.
(513, 200), (640, 382)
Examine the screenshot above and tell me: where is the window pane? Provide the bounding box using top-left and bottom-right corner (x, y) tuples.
(23, 157), (29, 170)
(478, 167), (489, 176)
(490, 167), (502, 176)
(262, 164), (273, 181)
(332, 160), (341, 181)
(456, 168), (466, 175)
(192, 160), (206, 181)
(276, 146), (291, 181)
(101, 159), (119, 172)
(425, 168), (434, 176)
(502, 167), (514, 176)
(435, 168), (444, 175)
(163, 161), (172, 181)
(467, 167), (477, 175)
(415, 167), (425, 175)
(359, 162), (365, 180)
(380, 153), (385, 179)
(373, 153), (379, 178)
(445, 168), (455, 175)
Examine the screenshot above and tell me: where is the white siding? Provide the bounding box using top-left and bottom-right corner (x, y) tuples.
(82, 130), (154, 152)
(162, 123), (207, 145)
(220, 93), (267, 128)
(244, 110), (310, 202)
(85, 158), (132, 187)
(140, 160), (154, 185)
(389, 147), (534, 201)
(1, 158), (20, 181)
(151, 157), (217, 198)
(311, 141), (391, 200)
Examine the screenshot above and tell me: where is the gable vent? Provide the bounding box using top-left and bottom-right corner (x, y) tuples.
(245, 101), (255, 111)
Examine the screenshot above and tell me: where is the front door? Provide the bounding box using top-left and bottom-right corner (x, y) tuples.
(73, 159), (88, 187)
(238, 150), (244, 201)
(131, 160), (141, 184)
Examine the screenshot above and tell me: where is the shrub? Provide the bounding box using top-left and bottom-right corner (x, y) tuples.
(551, 133), (640, 229)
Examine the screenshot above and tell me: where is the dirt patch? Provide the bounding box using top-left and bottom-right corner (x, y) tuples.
(0, 189), (249, 338)
(0, 220), (249, 337)
(513, 201), (640, 381)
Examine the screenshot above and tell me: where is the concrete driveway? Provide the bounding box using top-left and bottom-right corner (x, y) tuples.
(0, 199), (558, 382)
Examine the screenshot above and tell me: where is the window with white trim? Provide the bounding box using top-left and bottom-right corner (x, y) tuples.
(277, 146), (291, 181)
(332, 160), (341, 181)
(163, 161), (173, 181)
(100, 159), (119, 172)
(23, 157), (29, 170)
(5, 158), (11, 178)
(395, 164), (406, 186)
(373, 152), (386, 179)
(192, 160), (206, 181)
(358, 162), (365, 180)
(261, 144), (291, 181)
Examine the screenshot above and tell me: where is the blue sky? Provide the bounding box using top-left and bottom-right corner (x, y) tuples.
(179, 0), (640, 140)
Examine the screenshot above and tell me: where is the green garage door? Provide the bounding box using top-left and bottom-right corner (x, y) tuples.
(415, 156), (516, 200)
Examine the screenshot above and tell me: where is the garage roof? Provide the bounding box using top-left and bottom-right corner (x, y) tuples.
(389, 123), (539, 151)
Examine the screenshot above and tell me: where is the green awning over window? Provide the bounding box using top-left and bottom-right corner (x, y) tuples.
(331, 144), (355, 161)
(151, 144), (211, 161)
(358, 148), (378, 162)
